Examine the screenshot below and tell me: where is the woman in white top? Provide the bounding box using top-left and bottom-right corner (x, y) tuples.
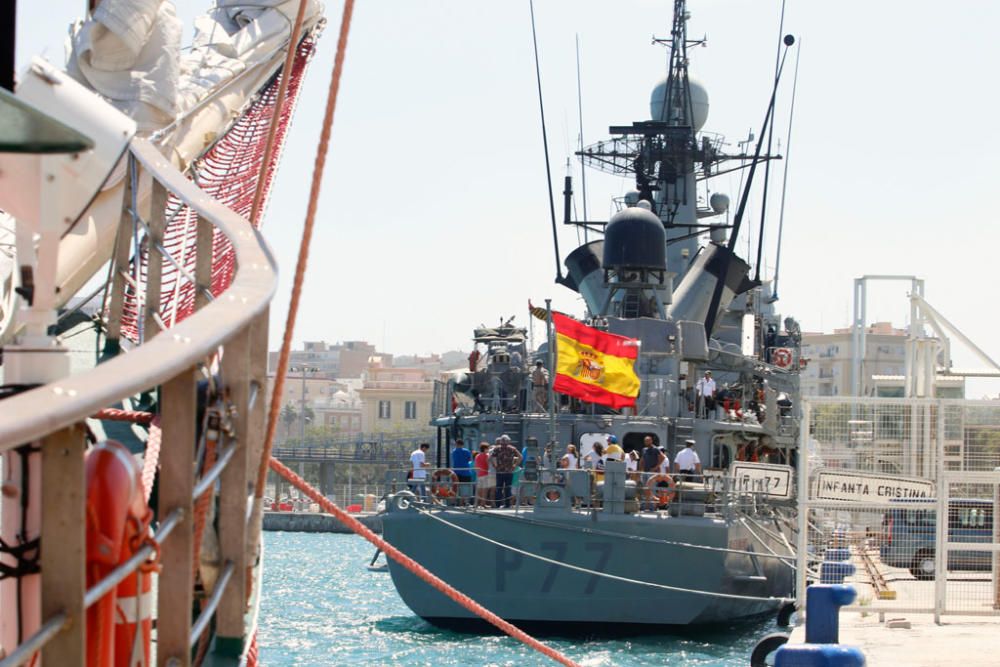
(657, 446), (671, 474)
(559, 444), (579, 469)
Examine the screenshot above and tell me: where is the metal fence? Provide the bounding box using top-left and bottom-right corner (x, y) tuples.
(797, 397), (1000, 621)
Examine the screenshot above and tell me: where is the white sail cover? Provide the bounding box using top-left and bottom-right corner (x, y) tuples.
(67, 0), (321, 133)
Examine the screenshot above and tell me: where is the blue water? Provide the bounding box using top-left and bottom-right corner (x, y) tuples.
(258, 532), (778, 666)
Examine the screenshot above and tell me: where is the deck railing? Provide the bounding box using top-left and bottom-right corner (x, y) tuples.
(0, 137), (276, 666)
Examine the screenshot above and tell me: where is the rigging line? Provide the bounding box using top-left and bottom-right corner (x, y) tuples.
(252, 0), (355, 502)
(575, 33), (588, 240)
(528, 0), (563, 282)
(416, 506), (790, 602)
(424, 501), (796, 562)
(703, 37), (793, 336)
(248, 0), (309, 227)
(771, 39), (800, 301)
(753, 0), (787, 282)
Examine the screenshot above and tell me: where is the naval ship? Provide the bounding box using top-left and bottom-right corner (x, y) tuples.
(381, 1), (802, 630)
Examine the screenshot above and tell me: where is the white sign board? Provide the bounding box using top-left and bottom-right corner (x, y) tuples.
(813, 469), (934, 503)
(730, 462), (794, 499)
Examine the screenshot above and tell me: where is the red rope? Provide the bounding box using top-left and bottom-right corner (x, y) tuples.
(268, 458), (581, 667)
(142, 417), (161, 504)
(253, 0), (355, 501)
(92, 408), (154, 424)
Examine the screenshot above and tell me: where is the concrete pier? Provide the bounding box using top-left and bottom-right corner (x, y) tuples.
(262, 511), (382, 534)
(787, 615), (1000, 666)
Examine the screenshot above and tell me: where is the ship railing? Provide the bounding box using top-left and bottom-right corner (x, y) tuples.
(380, 465), (790, 517)
(0, 137), (276, 666)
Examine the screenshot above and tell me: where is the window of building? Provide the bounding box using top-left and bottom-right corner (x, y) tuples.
(405, 401), (417, 419)
(378, 400), (391, 419)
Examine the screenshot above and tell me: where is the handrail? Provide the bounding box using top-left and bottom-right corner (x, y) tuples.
(0, 137), (278, 449)
(0, 614), (69, 667)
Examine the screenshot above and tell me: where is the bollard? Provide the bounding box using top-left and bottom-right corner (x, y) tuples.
(805, 584), (856, 644)
(819, 560), (856, 585)
(774, 644), (866, 667)
(824, 547), (851, 562)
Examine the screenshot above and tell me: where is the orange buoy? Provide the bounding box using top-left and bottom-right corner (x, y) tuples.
(430, 469), (459, 499)
(84, 440), (154, 667)
(645, 473), (676, 506)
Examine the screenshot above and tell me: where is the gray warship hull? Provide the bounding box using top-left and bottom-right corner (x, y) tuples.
(381, 501), (793, 628)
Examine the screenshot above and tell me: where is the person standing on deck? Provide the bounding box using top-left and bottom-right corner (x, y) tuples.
(695, 370), (717, 418)
(474, 442), (491, 507)
(409, 442), (431, 499)
(450, 438), (473, 505)
(674, 438), (702, 482)
(490, 435), (521, 508)
(531, 360), (549, 411)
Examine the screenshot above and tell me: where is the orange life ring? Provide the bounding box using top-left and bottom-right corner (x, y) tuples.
(85, 439), (155, 667)
(430, 469), (459, 499)
(772, 348), (793, 368)
(645, 474), (676, 506)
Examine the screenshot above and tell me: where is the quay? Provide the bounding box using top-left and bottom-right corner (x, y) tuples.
(787, 614), (1000, 666)
(263, 511), (382, 534)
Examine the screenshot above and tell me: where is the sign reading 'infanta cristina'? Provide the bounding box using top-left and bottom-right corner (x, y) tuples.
(813, 468), (935, 502)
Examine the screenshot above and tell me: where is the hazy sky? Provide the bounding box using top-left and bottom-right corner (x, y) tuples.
(16, 1), (1000, 394)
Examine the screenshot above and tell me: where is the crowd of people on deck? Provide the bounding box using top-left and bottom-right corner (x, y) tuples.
(407, 431), (704, 508)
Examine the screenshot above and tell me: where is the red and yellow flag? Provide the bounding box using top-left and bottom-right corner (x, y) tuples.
(552, 312), (640, 409)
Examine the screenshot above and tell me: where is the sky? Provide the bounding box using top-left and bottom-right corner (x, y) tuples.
(15, 1), (1000, 394)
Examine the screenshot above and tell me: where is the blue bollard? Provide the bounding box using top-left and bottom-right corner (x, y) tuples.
(819, 560), (856, 584)
(774, 644), (866, 667)
(805, 584), (856, 644)
(824, 547), (851, 562)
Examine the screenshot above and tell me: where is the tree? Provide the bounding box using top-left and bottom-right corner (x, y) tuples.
(281, 404), (297, 443)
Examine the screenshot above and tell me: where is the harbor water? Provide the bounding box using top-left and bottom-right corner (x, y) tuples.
(258, 531), (780, 666)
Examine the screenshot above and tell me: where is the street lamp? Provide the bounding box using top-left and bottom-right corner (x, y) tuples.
(289, 365), (319, 441)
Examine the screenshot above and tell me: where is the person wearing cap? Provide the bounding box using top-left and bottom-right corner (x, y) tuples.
(604, 435), (624, 463)
(531, 360), (549, 411)
(674, 439), (702, 481)
(695, 370), (717, 418)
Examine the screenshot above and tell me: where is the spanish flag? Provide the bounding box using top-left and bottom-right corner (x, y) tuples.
(552, 312), (640, 409)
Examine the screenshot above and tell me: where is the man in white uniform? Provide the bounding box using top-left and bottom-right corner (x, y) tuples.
(409, 442), (431, 499)
(673, 439), (702, 482)
(695, 370), (717, 418)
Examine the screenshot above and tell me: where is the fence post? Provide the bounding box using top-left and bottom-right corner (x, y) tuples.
(933, 399), (946, 623)
(796, 399), (811, 617)
(158, 367), (198, 666)
(40, 425), (86, 663)
(217, 325), (251, 643)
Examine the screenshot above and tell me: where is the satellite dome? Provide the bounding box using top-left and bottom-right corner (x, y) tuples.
(709, 192), (730, 213)
(602, 207), (666, 270)
(650, 75), (709, 131)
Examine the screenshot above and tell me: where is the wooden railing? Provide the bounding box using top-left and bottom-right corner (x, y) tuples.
(0, 137), (276, 666)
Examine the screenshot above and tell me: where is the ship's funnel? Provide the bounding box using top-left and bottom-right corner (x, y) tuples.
(563, 241), (610, 316)
(667, 243), (756, 332)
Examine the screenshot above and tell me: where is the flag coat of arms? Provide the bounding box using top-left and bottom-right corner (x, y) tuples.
(552, 312), (640, 409)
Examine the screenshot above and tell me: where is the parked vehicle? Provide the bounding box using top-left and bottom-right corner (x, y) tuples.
(881, 499), (994, 580)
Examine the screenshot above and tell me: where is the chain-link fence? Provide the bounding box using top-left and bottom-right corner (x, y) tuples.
(798, 397), (1000, 620)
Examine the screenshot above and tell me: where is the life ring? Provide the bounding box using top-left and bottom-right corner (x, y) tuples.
(84, 439), (155, 667)
(430, 469), (459, 499)
(645, 474), (676, 506)
(772, 347), (792, 368)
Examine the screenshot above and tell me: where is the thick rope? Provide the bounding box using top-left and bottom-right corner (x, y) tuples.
(92, 408), (154, 424)
(142, 417), (162, 504)
(252, 0), (355, 502)
(268, 458), (580, 667)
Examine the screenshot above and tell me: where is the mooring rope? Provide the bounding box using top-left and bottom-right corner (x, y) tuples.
(415, 504), (790, 603)
(268, 458), (580, 667)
